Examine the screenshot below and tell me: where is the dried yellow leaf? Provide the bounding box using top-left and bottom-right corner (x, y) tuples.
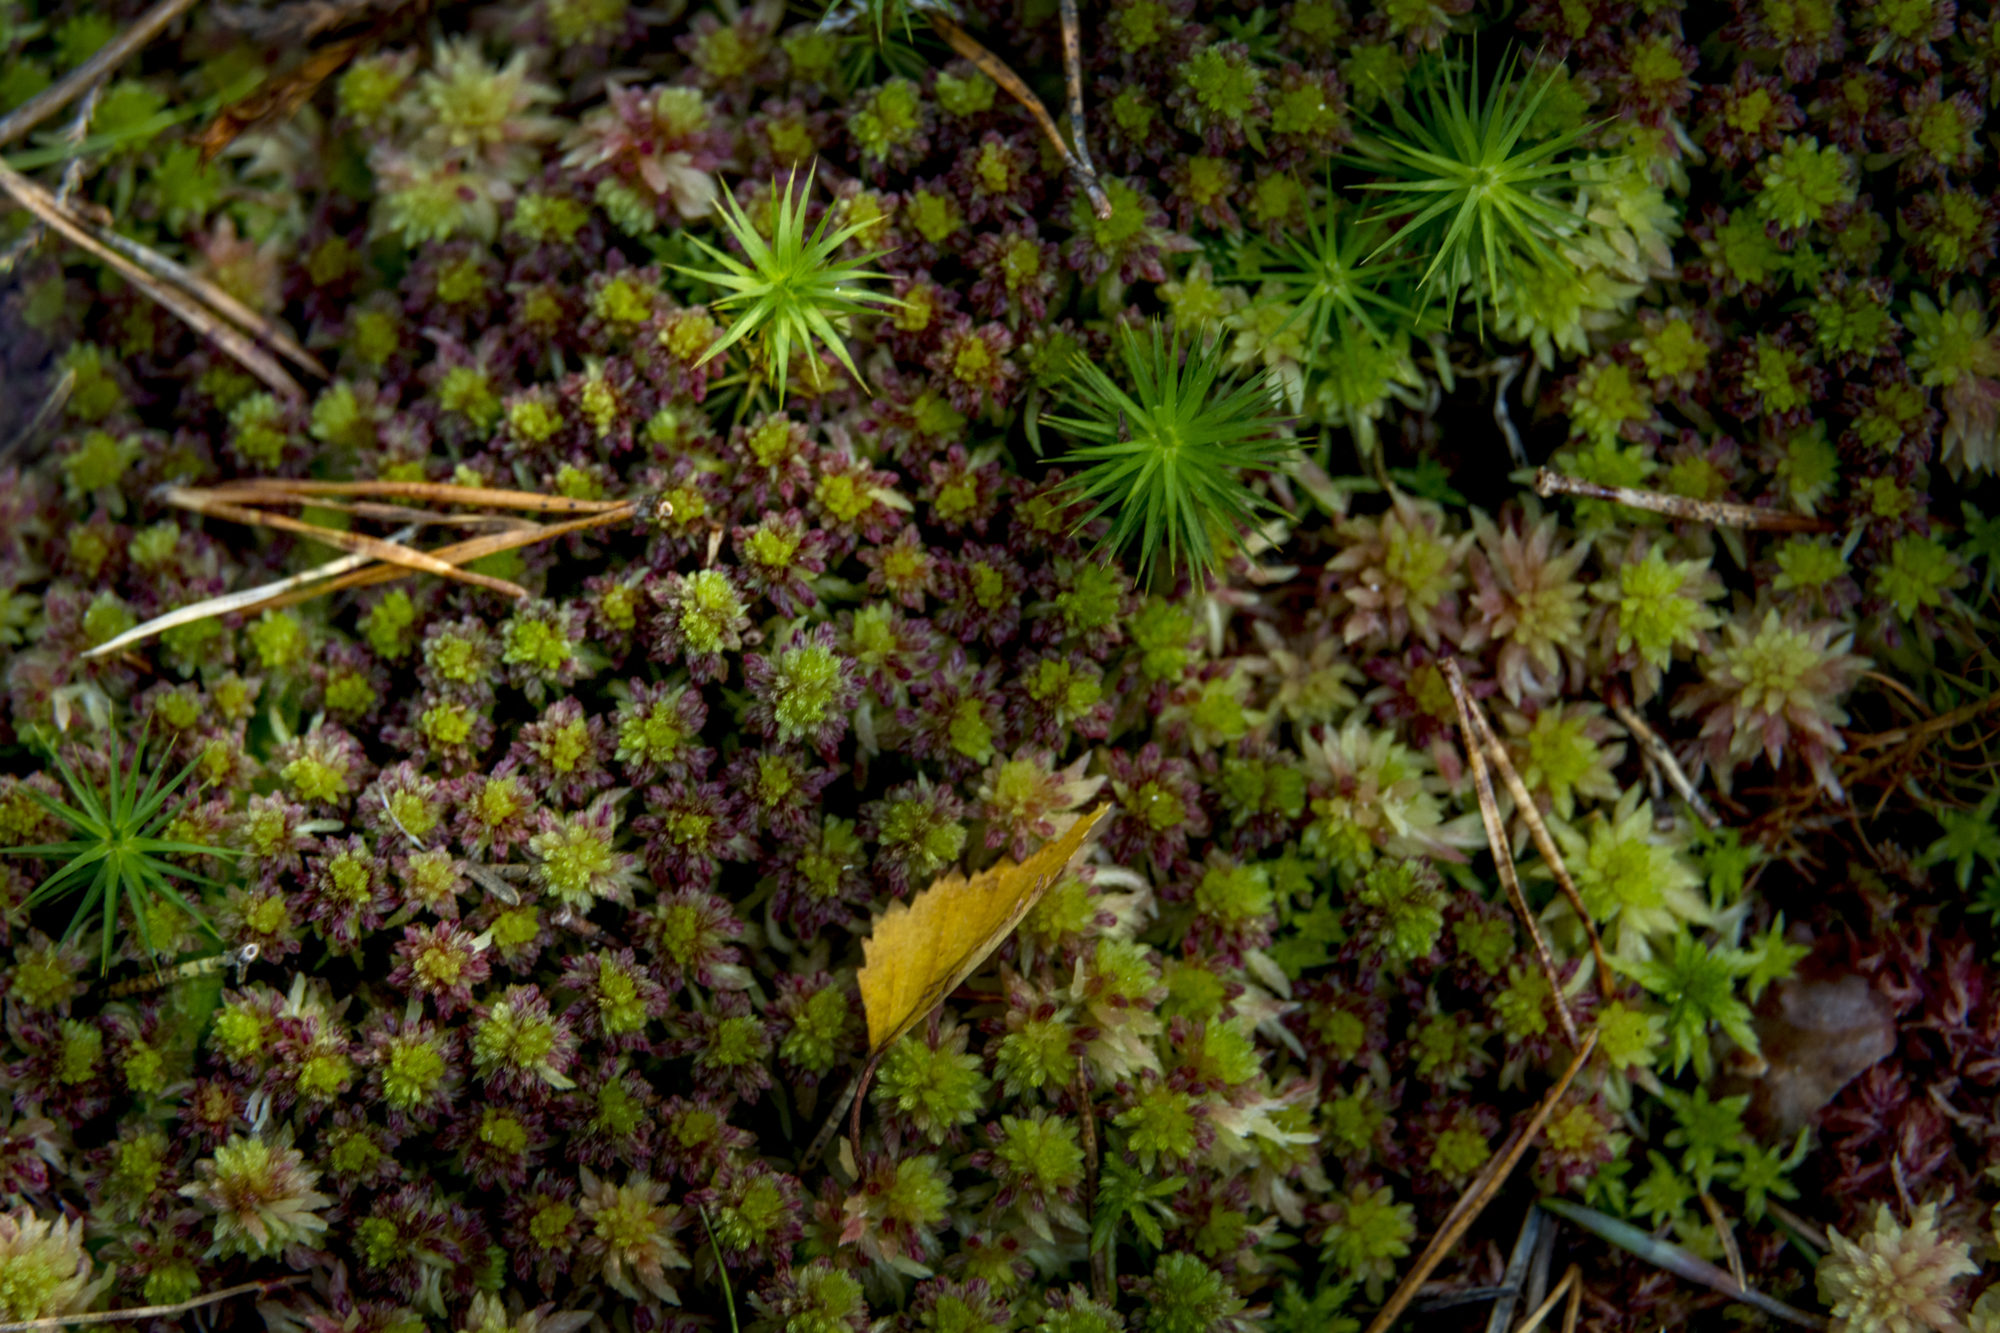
(857, 803), (1112, 1055)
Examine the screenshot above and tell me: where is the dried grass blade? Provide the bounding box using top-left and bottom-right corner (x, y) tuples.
(1536, 1198), (1826, 1329)
(199, 477), (638, 514)
(0, 159), (303, 400)
(1362, 1030), (1599, 1333)
(80, 530), (415, 660)
(253, 499), (645, 612)
(160, 485), (530, 596)
(1441, 658), (1580, 1047)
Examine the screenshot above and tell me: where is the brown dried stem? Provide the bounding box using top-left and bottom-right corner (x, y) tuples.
(1362, 1030), (1599, 1333)
(0, 0), (202, 148)
(1534, 468), (1836, 532)
(1057, 0), (1099, 185)
(161, 484), (533, 596)
(0, 1277), (303, 1332)
(1442, 658), (1583, 1044)
(927, 12), (1111, 220)
(0, 157), (304, 399)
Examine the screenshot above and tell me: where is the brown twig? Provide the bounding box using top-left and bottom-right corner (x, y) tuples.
(1362, 1030), (1599, 1333)
(926, 12), (1111, 220)
(0, 1276), (303, 1331)
(0, 158), (304, 399)
(1534, 468), (1836, 533)
(0, 0), (203, 148)
(1442, 659), (1582, 1046)
(1607, 695), (1721, 830)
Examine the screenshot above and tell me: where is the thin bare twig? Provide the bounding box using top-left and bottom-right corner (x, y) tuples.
(1077, 1066), (1109, 1304)
(0, 1276), (302, 1331)
(1535, 469), (1836, 532)
(1362, 1031), (1599, 1333)
(0, 157), (304, 399)
(1607, 695), (1721, 830)
(927, 12), (1111, 219)
(1492, 354), (1526, 470)
(0, 0), (203, 148)
(1442, 659), (1581, 1046)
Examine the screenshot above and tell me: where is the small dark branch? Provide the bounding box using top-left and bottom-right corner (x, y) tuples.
(0, 0), (203, 149)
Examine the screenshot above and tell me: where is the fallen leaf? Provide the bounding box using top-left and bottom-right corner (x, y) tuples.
(858, 803), (1111, 1054)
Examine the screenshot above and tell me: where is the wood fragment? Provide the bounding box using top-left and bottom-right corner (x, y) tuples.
(926, 12), (1112, 220)
(0, 0), (203, 148)
(1362, 1030), (1599, 1333)
(1534, 469), (1835, 533)
(0, 1276), (303, 1331)
(1441, 658), (1582, 1046)
(0, 158), (304, 399)
(1606, 695), (1721, 830)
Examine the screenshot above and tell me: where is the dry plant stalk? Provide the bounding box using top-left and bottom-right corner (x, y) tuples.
(0, 1276), (303, 1332)
(926, 12), (1112, 220)
(83, 480), (660, 660)
(0, 157), (307, 399)
(1534, 468), (1836, 532)
(1361, 1030), (1599, 1333)
(1440, 658), (1582, 1045)
(1699, 1190), (1748, 1293)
